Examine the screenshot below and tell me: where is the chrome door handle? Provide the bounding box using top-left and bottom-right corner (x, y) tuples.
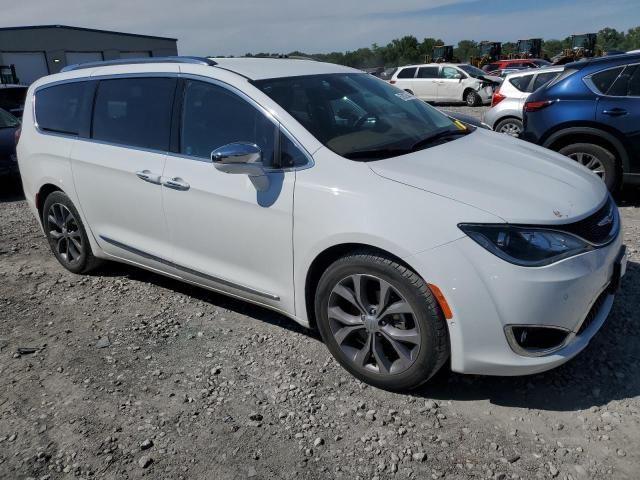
(163, 177), (190, 191)
(136, 170), (162, 184)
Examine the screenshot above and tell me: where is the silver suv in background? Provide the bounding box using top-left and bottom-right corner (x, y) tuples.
(390, 63), (501, 106)
(484, 67), (563, 136)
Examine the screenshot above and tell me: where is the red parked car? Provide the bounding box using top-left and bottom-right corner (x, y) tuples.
(483, 59), (550, 72)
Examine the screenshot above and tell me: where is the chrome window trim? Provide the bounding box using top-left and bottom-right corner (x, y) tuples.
(33, 73), (180, 141)
(583, 63), (640, 98)
(32, 72), (315, 170)
(175, 73), (314, 171)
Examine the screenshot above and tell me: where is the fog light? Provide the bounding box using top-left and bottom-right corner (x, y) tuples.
(505, 325), (571, 357)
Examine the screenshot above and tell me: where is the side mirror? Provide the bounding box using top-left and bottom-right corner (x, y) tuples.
(211, 142), (270, 191)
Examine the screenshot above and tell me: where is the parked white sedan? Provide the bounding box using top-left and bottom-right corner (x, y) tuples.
(18, 57), (625, 391)
(390, 63), (501, 106)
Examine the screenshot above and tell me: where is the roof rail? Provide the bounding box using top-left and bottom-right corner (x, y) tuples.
(61, 56), (217, 72)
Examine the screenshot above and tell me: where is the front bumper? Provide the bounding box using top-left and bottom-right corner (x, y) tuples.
(410, 230), (624, 376)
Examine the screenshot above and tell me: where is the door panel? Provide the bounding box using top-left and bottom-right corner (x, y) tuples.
(71, 142), (171, 263)
(71, 75), (178, 266)
(596, 65), (640, 174)
(413, 66), (439, 100)
(162, 79), (295, 311)
(438, 66), (464, 101)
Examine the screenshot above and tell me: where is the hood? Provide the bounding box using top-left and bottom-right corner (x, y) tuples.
(369, 129), (608, 224)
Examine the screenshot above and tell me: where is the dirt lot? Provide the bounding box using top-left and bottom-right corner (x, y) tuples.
(1, 116), (639, 479)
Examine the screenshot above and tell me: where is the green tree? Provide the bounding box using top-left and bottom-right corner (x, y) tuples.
(598, 27), (624, 52)
(623, 26), (640, 50)
(454, 40), (478, 62)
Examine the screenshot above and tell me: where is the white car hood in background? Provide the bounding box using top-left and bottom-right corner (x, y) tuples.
(369, 129), (608, 224)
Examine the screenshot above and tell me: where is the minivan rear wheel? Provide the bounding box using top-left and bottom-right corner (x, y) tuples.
(42, 191), (100, 274)
(314, 252), (449, 391)
(558, 143), (618, 191)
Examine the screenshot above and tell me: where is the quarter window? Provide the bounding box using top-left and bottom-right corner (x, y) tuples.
(397, 68), (417, 79)
(531, 72), (560, 92)
(35, 82), (90, 135)
(509, 75), (533, 92)
(92, 77), (176, 150)
(180, 81), (276, 166)
(417, 67), (439, 78)
(279, 132), (308, 168)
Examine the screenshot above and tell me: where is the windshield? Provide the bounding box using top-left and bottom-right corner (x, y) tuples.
(458, 64), (487, 78)
(0, 108), (19, 128)
(255, 73), (464, 160)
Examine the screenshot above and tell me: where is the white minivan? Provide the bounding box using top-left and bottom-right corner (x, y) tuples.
(390, 63), (501, 106)
(18, 57), (626, 390)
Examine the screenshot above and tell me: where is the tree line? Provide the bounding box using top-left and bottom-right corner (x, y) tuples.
(241, 26), (640, 68)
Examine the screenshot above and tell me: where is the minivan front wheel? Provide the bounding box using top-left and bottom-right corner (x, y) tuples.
(558, 143), (618, 191)
(42, 191), (100, 274)
(314, 253), (449, 391)
(464, 90), (482, 107)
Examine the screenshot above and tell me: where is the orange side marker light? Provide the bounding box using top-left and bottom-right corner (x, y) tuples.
(428, 283), (453, 320)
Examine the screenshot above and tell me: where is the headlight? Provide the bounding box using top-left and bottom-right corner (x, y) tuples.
(459, 224), (592, 267)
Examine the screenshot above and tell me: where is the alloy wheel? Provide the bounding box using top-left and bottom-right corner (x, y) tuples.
(567, 152), (606, 182)
(47, 203), (83, 265)
(498, 122), (521, 137)
(327, 274), (421, 375)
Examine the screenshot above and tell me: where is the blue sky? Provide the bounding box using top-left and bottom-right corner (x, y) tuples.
(2, 0), (640, 55)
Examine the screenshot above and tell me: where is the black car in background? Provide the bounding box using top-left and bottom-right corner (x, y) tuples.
(0, 108), (20, 177)
(0, 85), (28, 118)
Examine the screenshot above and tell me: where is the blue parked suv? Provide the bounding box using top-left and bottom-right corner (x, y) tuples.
(521, 52), (640, 191)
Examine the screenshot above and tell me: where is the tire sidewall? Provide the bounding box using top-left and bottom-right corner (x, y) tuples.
(315, 255), (447, 391)
(42, 191), (92, 274)
(495, 118), (523, 136)
(465, 90), (480, 107)
(559, 143), (618, 191)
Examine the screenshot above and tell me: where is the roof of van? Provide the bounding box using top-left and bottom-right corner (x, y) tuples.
(209, 58), (358, 80)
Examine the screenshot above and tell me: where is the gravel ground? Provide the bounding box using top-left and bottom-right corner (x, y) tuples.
(1, 120), (639, 479)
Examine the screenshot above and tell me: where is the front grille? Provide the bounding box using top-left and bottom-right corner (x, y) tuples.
(559, 197), (618, 245)
(577, 289), (609, 336)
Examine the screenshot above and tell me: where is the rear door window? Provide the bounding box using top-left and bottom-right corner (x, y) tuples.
(590, 67), (624, 95)
(397, 68), (417, 79)
(509, 75), (534, 92)
(92, 77), (176, 150)
(417, 67), (439, 78)
(35, 82), (92, 135)
(607, 65), (640, 96)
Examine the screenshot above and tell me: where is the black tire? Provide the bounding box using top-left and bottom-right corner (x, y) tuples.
(494, 117), (523, 137)
(314, 252), (449, 391)
(42, 191), (101, 274)
(464, 90), (482, 107)
(558, 143), (619, 192)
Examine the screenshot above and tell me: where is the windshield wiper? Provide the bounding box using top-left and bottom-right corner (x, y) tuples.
(343, 148), (411, 160)
(409, 129), (471, 151)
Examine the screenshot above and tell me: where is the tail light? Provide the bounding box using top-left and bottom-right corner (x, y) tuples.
(14, 127), (21, 146)
(524, 100), (554, 112)
(491, 88), (506, 107)
(389, 80), (396, 84)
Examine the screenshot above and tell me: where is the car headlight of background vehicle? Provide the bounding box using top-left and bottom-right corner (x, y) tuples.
(459, 224), (592, 267)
